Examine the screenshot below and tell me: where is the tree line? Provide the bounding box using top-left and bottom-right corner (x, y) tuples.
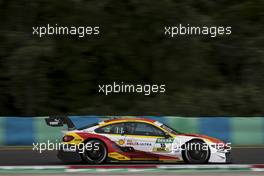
(0, 0), (263, 116)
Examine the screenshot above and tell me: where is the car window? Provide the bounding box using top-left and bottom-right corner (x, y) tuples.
(125, 122), (165, 136)
(95, 123), (125, 134)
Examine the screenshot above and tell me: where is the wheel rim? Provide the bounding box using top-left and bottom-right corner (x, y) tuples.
(83, 141), (106, 163)
(186, 142), (209, 162)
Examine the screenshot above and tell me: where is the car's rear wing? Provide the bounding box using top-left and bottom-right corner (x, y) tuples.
(45, 116), (76, 131)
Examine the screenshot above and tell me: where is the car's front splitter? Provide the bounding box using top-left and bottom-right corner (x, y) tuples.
(209, 150), (232, 163)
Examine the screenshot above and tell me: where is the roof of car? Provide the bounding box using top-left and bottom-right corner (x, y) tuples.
(103, 117), (156, 124)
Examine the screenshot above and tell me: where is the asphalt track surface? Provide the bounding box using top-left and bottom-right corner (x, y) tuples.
(0, 146), (263, 165)
(0, 173), (263, 176)
(0, 173), (264, 176)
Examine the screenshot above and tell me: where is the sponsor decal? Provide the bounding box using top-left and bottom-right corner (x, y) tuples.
(126, 140), (152, 146)
(153, 147), (169, 152)
(108, 152), (130, 160)
(109, 153), (118, 156)
(156, 138), (174, 143)
(118, 139), (125, 145)
(74, 139), (82, 142)
(153, 142), (171, 152)
(117, 156), (126, 159)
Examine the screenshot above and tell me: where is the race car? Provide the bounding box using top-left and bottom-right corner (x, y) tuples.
(45, 116), (231, 164)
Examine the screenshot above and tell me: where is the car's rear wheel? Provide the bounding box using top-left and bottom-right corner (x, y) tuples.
(80, 139), (107, 164)
(182, 139), (210, 164)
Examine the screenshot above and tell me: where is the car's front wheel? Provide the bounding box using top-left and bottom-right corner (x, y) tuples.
(182, 139), (210, 164)
(80, 139), (107, 164)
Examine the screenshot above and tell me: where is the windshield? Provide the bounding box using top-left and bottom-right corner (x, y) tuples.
(160, 124), (182, 135)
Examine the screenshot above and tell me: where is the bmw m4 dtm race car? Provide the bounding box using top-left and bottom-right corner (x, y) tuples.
(45, 116), (231, 164)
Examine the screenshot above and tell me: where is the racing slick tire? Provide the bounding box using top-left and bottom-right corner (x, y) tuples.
(80, 139), (108, 164)
(182, 139), (210, 164)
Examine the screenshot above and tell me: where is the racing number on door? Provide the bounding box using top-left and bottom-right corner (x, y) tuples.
(160, 143), (166, 148)
(153, 138), (174, 152)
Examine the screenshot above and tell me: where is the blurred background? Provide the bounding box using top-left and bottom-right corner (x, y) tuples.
(0, 0), (263, 116)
